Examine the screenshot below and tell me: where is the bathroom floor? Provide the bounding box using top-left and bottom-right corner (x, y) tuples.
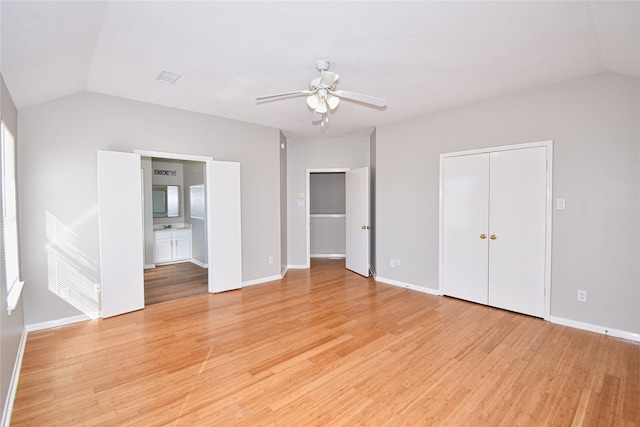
(144, 262), (208, 306)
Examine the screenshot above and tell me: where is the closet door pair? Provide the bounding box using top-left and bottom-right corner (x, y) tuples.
(442, 146), (547, 317)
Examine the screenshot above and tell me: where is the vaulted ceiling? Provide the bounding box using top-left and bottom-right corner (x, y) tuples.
(1, 1), (638, 138)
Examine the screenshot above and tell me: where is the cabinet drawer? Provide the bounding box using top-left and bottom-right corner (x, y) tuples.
(154, 230), (172, 240)
(172, 229), (191, 239)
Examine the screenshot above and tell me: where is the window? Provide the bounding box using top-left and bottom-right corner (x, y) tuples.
(1, 120), (23, 314)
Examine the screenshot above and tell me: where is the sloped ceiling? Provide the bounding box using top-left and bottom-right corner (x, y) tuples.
(1, 1), (638, 138)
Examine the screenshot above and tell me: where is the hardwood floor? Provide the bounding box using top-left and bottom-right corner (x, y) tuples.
(144, 262), (208, 306)
(12, 259), (638, 426)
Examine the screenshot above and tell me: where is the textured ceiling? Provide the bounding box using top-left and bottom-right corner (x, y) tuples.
(1, 1), (638, 138)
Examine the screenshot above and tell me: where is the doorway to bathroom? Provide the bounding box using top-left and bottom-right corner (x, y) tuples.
(141, 157), (209, 305)
(97, 149), (242, 318)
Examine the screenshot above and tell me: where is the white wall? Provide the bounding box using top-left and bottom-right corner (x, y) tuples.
(376, 72), (639, 335)
(0, 74), (25, 426)
(141, 157), (154, 266)
(18, 92), (282, 325)
(183, 161), (207, 265)
(287, 137), (370, 267)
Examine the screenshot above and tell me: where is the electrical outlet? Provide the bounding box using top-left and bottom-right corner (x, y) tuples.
(577, 290), (587, 302)
(268, 256), (274, 265)
(395, 259), (401, 267)
(390, 259), (396, 268)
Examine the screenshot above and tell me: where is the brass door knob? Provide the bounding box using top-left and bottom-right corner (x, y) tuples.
(361, 225), (370, 230)
(490, 234), (497, 240)
(480, 234), (487, 239)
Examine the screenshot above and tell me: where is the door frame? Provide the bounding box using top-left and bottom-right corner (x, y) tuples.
(305, 168), (350, 268)
(438, 140), (553, 320)
(135, 149), (214, 290)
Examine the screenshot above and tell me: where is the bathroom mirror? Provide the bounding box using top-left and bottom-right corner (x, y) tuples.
(152, 185), (179, 217)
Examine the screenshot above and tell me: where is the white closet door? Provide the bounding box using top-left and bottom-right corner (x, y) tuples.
(488, 147), (547, 317)
(97, 150), (144, 318)
(442, 154), (490, 304)
(207, 160), (242, 293)
(345, 167), (370, 277)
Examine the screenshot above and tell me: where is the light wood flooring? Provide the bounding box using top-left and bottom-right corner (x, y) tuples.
(144, 262), (208, 306)
(12, 259), (639, 426)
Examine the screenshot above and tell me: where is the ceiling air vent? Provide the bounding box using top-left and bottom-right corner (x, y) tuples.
(155, 71), (182, 85)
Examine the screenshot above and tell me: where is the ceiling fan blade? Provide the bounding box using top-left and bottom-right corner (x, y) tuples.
(311, 111), (323, 122)
(256, 90), (313, 101)
(319, 71), (339, 88)
(331, 89), (386, 107)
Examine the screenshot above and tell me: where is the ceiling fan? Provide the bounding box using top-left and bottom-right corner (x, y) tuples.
(256, 60), (386, 123)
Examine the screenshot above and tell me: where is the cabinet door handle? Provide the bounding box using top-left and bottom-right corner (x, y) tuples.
(480, 234), (487, 239)
(490, 234), (497, 240)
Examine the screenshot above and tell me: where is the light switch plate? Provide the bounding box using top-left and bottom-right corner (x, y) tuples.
(556, 198), (566, 210)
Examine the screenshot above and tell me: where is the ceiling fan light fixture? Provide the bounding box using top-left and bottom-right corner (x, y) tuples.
(256, 60), (386, 124)
(306, 94), (319, 109)
(315, 98), (328, 114)
(326, 94), (340, 110)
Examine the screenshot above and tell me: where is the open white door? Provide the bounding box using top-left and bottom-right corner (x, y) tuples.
(345, 167), (370, 277)
(207, 160), (242, 292)
(97, 150), (144, 318)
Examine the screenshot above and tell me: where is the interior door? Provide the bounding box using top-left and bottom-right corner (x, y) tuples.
(442, 154), (490, 304)
(488, 147), (547, 317)
(97, 150), (144, 317)
(345, 167), (370, 277)
(207, 160), (242, 292)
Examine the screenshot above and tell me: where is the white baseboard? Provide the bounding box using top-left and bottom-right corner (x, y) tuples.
(144, 264), (156, 269)
(26, 313), (94, 332)
(281, 266), (288, 277)
(375, 276), (442, 296)
(1, 327), (28, 427)
(191, 259), (208, 268)
(549, 316), (640, 343)
(310, 254), (346, 258)
(288, 264), (309, 269)
(242, 274), (282, 288)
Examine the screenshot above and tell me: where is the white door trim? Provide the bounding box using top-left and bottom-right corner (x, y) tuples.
(134, 149), (213, 162)
(305, 168), (350, 268)
(439, 140), (553, 320)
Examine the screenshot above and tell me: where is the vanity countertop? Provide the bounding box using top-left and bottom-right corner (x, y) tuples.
(153, 223), (191, 230)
